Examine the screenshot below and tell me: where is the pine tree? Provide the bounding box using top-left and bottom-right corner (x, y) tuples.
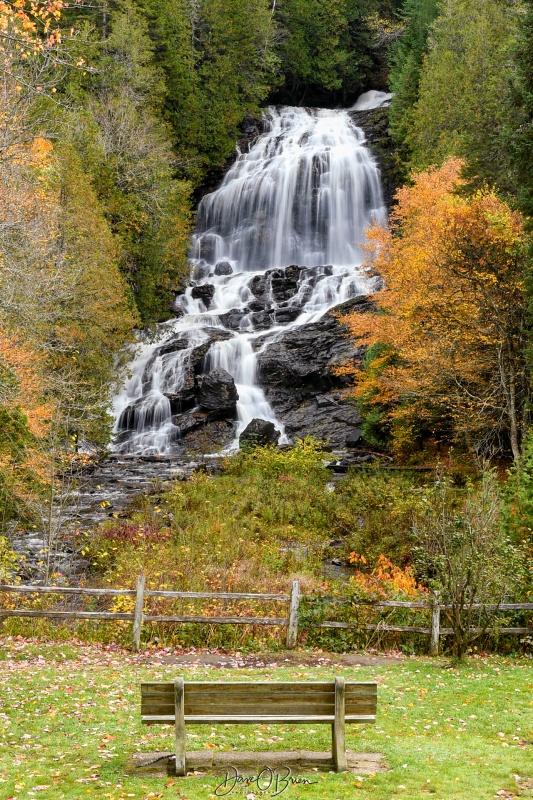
(407, 0), (520, 189)
(66, 0), (193, 322)
(276, 0), (376, 102)
(387, 0), (439, 176)
(508, 0), (533, 223)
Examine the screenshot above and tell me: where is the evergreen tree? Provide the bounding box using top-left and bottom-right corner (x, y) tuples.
(387, 0), (439, 177)
(136, 0), (279, 179)
(276, 0), (376, 102)
(66, 0), (193, 322)
(51, 145), (139, 448)
(503, 432), (533, 542)
(507, 0), (533, 223)
(407, 0), (520, 189)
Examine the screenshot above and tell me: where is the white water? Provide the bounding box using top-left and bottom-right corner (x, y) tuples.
(350, 90), (392, 111)
(113, 105), (385, 455)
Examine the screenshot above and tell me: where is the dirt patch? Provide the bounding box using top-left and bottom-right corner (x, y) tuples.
(145, 650), (402, 668)
(130, 750), (388, 777)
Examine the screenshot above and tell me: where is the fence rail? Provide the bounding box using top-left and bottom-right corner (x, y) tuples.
(0, 580), (531, 654)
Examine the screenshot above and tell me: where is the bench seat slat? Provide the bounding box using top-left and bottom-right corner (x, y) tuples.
(143, 703), (339, 712)
(141, 681), (340, 688)
(141, 682), (376, 692)
(141, 702), (376, 712)
(141, 697), (376, 716)
(142, 714), (376, 725)
(142, 689), (332, 703)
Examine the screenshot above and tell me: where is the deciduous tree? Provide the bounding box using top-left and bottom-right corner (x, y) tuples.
(342, 159), (531, 461)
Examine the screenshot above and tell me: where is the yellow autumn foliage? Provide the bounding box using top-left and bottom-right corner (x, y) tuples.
(342, 159), (530, 461)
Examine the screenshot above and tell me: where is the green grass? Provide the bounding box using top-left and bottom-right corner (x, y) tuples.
(0, 639), (532, 800)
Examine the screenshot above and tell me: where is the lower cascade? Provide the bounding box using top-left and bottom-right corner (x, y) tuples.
(113, 105), (386, 455)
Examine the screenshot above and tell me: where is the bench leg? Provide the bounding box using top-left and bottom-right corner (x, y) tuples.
(174, 678), (186, 776)
(333, 677), (347, 772)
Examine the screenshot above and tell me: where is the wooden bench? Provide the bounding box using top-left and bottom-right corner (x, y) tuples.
(140, 678), (377, 775)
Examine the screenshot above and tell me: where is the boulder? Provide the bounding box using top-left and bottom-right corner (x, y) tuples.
(249, 265), (304, 304)
(345, 428), (363, 447)
(214, 261), (233, 276)
(279, 397), (361, 450)
(197, 369), (239, 417)
(218, 310), (246, 330)
(256, 295), (372, 391)
(191, 283), (215, 308)
(172, 409), (209, 436)
(163, 391), (196, 415)
(274, 306), (301, 324)
(180, 418), (236, 453)
(239, 418), (280, 448)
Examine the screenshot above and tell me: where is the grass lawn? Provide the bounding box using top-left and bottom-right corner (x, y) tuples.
(0, 638), (531, 800)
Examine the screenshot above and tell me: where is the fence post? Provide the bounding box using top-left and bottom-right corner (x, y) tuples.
(286, 579), (300, 649)
(430, 591), (441, 656)
(132, 574), (145, 652)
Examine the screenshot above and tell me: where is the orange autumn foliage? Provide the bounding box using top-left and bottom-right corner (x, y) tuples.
(0, 1), (70, 52)
(342, 159), (530, 461)
(349, 553), (426, 600)
(0, 332), (51, 438)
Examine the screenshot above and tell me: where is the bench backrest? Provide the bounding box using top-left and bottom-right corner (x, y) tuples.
(141, 681), (377, 718)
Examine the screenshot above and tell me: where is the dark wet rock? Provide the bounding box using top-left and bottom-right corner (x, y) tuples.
(279, 396), (361, 450)
(172, 409), (209, 435)
(248, 299), (270, 312)
(269, 264), (302, 302)
(218, 310), (246, 331)
(163, 391), (196, 415)
(250, 297), (372, 449)
(348, 105), (398, 209)
(214, 260), (233, 276)
(256, 296), (371, 390)
(239, 418), (280, 448)
(249, 265), (304, 304)
(274, 306), (302, 324)
(345, 428), (363, 447)
(200, 327), (234, 343)
(191, 283), (215, 308)
(158, 335), (193, 358)
(248, 310), (275, 330)
(181, 418), (236, 454)
(134, 328), (234, 407)
(191, 262), (211, 281)
(249, 274), (267, 298)
(197, 369), (238, 417)
(326, 453), (377, 473)
(246, 264), (339, 313)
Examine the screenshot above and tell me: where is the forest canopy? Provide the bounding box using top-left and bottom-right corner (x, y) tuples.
(3, 0), (533, 529)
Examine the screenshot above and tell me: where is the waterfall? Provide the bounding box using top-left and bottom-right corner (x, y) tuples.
(113, 105), (385, 455)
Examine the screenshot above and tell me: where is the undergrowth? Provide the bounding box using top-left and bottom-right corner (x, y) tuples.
(3, 440), (531, 654)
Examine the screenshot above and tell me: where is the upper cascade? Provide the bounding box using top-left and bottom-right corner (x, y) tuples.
(190, 106), (384, 275)
(113, 106), (386, 456)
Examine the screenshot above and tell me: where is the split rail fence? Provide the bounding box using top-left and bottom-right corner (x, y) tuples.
(0, 578), (531, 655)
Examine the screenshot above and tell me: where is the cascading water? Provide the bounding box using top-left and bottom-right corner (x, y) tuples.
(113, 105), (386, 455)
